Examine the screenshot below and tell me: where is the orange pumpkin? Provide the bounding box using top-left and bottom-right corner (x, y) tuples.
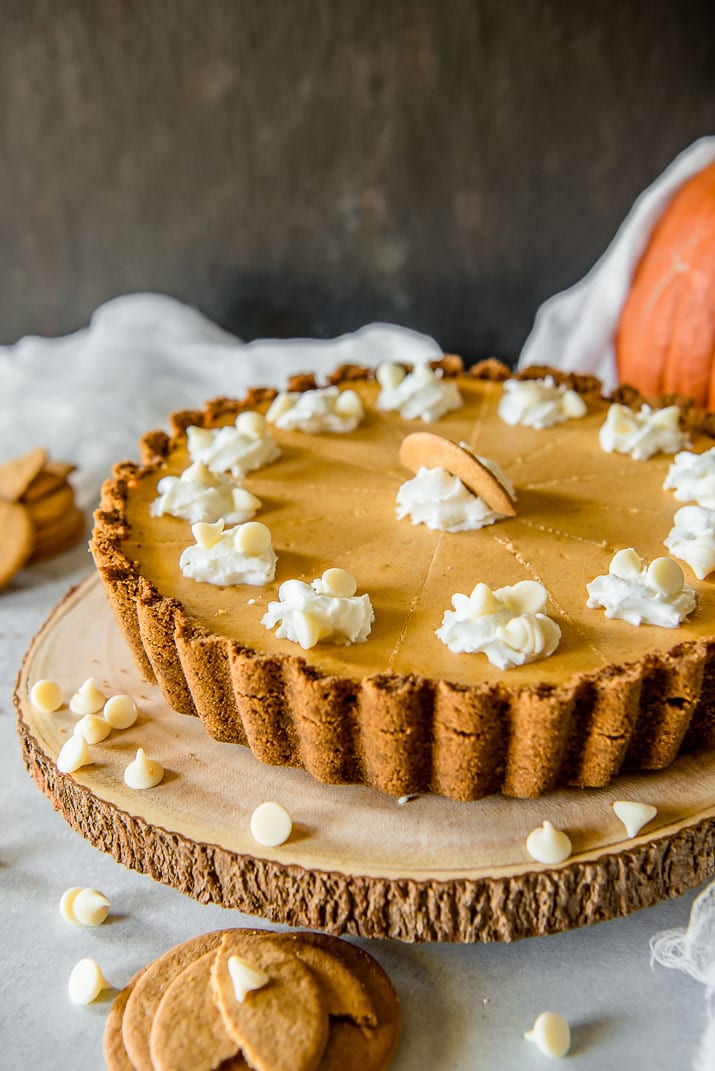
(616, 160), (715, 408)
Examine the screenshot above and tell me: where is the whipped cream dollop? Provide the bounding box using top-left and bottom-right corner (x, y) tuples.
(664, 447), (715, 508)
(265, 386), (363, 433)
(376, 361), (462, 422)
(497, 376), (587, 429)
(187, 411), (280, 477)
(396, 457), (515, 532)
(180, 520), (276, 586)
(436, 580), (561, 669)
(664, 505), (715, 580)
(586, 548), (696, 627)
(262, 568), (374, 649)
(151, 460), (261, 524)
(599, 403), (688, 460)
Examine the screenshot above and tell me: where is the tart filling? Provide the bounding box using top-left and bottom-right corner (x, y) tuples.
(90, 361), (715, 800)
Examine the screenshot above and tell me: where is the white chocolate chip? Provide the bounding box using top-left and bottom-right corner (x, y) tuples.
(123, 748), (164, 790)
(250, 801), (292, 847)
(647, 556), (684, 596)
(72, 888), (111, 927)
(232, 488), (262, 513)
(500, 616), (545, 655)
(468, 582), (502, 617)
(376, 362), (406, 391)
(59, 886), (84, 925)
(321, 567), (358, 597)
(235, 411), (267, 438)
(524, 1011), (571, 1058)
(496, 580), (547, 615)
(192, 519), (225, 549)
(186, 426), (214, 453)
(103, 694), (138, 730)
(613, 800), (658, 838)
(69, 678), (105, 716)
(525, 820), (572, 864)
(73, 714), (112, 744)
(652, 406), (680, 430)
(68, 958), (110, 1005)
(278, 578), (312, 602)
(609, 548), (643, 579)
(57, 736), (91, 774)
(234, 521), (272, 556)
(499, 616), (530, 650)
(610, 405), (637, 437)
(183, 459), (214, 486)
(265, 392), (298, 423)
(60, 887), (110, 926)
(227, 955), (270, 1002)
(292, 610), (329, 650)
(561, 389), (588, 418)
(334, 389), (363, 419)
(30, 678), (63, 713)
(509, 379), (542, 407)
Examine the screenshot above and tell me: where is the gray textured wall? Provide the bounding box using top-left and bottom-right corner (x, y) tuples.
(1, 0), (714, 361)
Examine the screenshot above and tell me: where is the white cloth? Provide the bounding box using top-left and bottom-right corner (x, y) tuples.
(651, 878), (715, 1070)
(518, 136), (715, 391)
(0, 293), (442, 510)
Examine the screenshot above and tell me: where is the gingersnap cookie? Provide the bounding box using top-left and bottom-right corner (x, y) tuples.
(0, 446), (46, 501)
(399, 430), (516, 515)
(0, 447), (83, 573)
(210, 930), (329, 1071)
(277, 933), (376, 1024)
(283, 933), (401, 1071)
(0, 499), (33, 588)
(30, 506), (85, 561)
(122, 930), (226, 1071)
(103, 968), (146, 1071)
(21, 460), (76, 503)
(103, 928), (400, 1071)
(149, 951), (247, 1071)
(26, 482), (76, 529)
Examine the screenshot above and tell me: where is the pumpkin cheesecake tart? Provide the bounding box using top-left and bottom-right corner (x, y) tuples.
(90, 359), (715, 800)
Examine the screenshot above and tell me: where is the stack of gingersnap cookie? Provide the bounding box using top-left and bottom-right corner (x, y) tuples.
(0, 447), (84, 587)
(104, 928), (400, 1071)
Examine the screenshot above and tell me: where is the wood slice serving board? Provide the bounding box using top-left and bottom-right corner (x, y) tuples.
(15, 575), (715, 943)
